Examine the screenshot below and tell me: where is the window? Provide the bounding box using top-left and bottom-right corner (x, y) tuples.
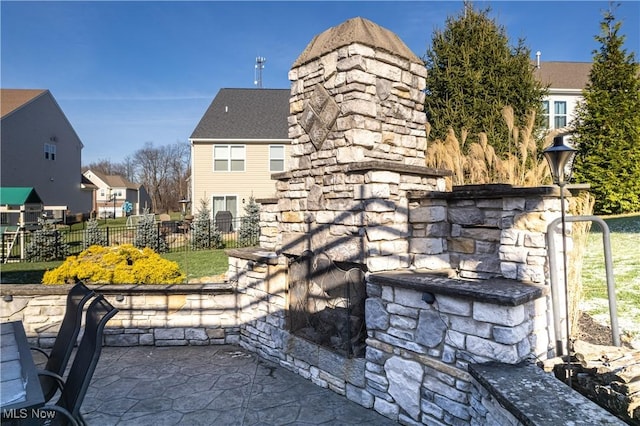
(270, 145), (285, 172)
(554, 101), (567, 128)
(44, 143), (56, 160)
(214, 145), (245, 172)
(542, 101), (550, 128)
(212, 195), (238, 219)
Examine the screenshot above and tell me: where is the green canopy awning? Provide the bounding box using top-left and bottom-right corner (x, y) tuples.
(0, 187), (43, 206)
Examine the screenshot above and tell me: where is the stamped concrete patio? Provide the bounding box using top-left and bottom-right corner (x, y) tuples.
(78, 345), (397, 425)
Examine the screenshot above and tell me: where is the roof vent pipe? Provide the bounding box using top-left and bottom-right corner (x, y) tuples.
(225, 106), (228, 113)
(536, 51), (541, 69)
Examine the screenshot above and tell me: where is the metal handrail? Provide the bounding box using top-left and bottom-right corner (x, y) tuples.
(546, 215), (620, 351)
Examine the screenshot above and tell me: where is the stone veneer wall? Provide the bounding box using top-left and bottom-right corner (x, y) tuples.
(0, 284), (242, 347)
(408, 185), (563, 283)
(227, 251), (622, 425)
(363, 273), (547, 424)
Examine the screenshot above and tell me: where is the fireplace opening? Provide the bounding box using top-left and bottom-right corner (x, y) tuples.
(288, 251), (367, 358)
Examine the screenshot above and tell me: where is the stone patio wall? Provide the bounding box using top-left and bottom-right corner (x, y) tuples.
(0, 284), (242, 347)
(408, 185), (563, 283)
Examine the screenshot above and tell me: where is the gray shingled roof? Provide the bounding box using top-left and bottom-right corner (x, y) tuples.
(190, 88), (290, 140)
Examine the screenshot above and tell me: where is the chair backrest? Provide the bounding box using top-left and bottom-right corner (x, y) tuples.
(56, 295), (118, 420)
(40, 282), (95, 401)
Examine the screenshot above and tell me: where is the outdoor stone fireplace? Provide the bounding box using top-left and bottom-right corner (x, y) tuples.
(228, 16), (599, 425)
(288, 251), (367, 358)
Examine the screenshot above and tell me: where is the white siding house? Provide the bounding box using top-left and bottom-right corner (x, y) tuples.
(535, 61), (591, 132)
(82, 170), (152, 218)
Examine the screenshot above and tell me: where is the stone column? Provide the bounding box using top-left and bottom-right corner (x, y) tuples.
(274, 17), (449, 270)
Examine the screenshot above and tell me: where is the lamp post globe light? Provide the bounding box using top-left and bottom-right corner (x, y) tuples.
(543, 135), (577, 385)
(543, 135), (577, 187)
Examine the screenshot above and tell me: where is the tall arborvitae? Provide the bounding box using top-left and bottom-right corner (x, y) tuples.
(238, 197), (260, 247)
(133, 209), (168, 253)
(571, 6), (640, 214)
(83, 218), (107, 248)
(191, 199), (223, 250)
(424, 1), (547, 156)
(25, 219), (70, 262)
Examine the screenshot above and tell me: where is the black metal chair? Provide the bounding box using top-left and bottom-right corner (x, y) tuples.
(31, 281), (95, 402)
(32, 295), (118, 426)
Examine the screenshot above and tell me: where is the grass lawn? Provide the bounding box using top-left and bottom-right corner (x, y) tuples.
(580, 213), (640, 337)
(163, 249), (229, 282)
(2, 214), (638, 338)
(0, 249), (229, 284)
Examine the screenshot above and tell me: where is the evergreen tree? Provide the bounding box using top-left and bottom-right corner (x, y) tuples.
(424, 1), (547, 155)
(26, 219), (70, 262)
(83, 218), (107, 248)
(571, 7), (640, 214)
(133, 209), (168, 253)
(191, 199), (223, 250)
(238, 197), (260, 247)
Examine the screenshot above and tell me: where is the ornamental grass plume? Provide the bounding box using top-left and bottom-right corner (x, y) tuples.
(42, 244), (185, 285)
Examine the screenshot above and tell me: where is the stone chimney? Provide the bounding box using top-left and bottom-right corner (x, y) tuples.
(273, 17), (450, 270)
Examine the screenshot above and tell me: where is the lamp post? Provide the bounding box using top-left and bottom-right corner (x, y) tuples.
(178, 199), (190, 220)
(543, 134), (577, 386)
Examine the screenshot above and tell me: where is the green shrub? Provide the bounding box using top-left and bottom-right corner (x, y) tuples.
(191, 199), (223, 250)
(134, 209), (168, 253)
(26, 220), (70, 262)
(42, 244), (185, 285)
(83, 218), (107, 248)
(238, 196), (260, 247)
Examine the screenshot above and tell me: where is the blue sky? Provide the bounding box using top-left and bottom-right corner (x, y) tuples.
(2, 1), (639, 165)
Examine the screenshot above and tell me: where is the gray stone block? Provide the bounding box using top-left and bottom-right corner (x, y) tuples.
(415, 310), (447, 348)
(365, 298), (389, 330)
(385, 356), (423, 420)
(154, 328), (185, 340)
(105, 333), (138, 347)
(185, 328), (208, 341)
(346, 384), (374, 408)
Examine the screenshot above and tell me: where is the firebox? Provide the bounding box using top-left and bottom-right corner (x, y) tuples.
(288, 251), (367, 358)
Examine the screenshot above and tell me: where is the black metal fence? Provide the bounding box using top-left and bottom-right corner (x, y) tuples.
(1, 217), (258, 263)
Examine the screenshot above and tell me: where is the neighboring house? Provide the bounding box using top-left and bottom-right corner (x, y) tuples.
(0, 89), (92, 217)
(535, 61), (591, 131)
(82, 170), (152, 218)
(189, 88), (291, 219)
(188, 65), (591, 221)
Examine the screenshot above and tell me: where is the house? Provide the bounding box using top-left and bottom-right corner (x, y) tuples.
(82, 170), (152, 218)
(535, 61), (591, 131)
(189, 88), (291, 219)
(188, 64), (591, 221)
(0, 89), (92, 219)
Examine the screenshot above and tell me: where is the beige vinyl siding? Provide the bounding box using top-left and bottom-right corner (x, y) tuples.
(191, 141), (290, 217)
